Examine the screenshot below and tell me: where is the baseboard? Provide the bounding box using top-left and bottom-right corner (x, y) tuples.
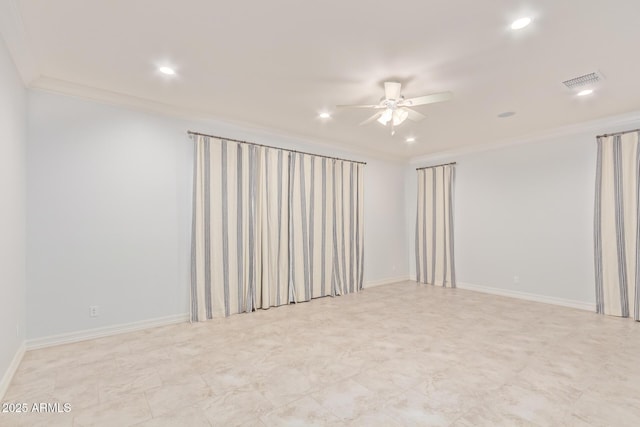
(456, 282), (596, 312)
(365, 275), (411, 289)
(0, 342), (25, 401)
(26, 313), (190, 351)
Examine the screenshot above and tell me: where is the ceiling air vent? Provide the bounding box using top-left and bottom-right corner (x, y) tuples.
(562, 71), (604, 89)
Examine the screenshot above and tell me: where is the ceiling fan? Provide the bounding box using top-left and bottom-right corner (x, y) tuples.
(337, 82), (452, 135)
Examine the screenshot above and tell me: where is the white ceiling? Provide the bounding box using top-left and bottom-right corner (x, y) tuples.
(8, 0), (640, 159)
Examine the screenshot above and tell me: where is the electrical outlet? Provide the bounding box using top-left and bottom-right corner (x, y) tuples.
(90, 306), (99, 317)
(513, 275), (520, 284)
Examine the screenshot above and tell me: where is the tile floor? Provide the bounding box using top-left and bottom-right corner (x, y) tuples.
(2, 281), (640, 426)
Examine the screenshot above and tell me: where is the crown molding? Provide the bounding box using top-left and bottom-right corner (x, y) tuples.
(0, 0), (39, 85)
(26, 74), (640, 169)
(409, 110), (640, 165)
(31, 75), (219, 121)
(30, 75), (407, 164)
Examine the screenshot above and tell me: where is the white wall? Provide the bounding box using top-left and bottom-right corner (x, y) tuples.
(24, 85), (640, 342)
(407, 118), (640, 306)
(363, 158), (408, 284)
(26, 90), (408, 340)
(0, 36), (27, 393)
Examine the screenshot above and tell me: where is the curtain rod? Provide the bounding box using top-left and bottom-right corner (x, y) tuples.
(187, 131), (367, 165)
(416, 162), (457, 171)
(597, 128), (640, 138)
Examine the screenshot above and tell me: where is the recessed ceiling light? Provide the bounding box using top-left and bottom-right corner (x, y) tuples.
(577, 89), (594, 96)
(498, 111), (516, 118)
(511, 17), (532, 30)
(319, 112), (331, 119)
(158, 66), (176, 75)
(406, 137), (416, 143)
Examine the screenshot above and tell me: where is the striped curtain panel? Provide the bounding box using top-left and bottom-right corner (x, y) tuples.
(191, 138), (288, 319)
(289, 153), (364, 300)
(415, 164), (456, 287)
(259, 146), (291, 310)
(191, 135), (364, 321)
(594, 131), (640, 320)
(331, 157), (365, 295)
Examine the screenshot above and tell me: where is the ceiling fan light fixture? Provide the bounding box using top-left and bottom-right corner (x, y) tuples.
(377, 109), (393, 126)
(337, 82), (452, 132)
(393, 109), (409, 126)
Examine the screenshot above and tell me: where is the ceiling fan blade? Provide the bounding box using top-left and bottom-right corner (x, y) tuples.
(336, 104), (383, 109)
(359, 111), (383, 126)
(384, 82), (402, 100)
(401, 91), (453, 107)
(404, 108), (427, 122)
